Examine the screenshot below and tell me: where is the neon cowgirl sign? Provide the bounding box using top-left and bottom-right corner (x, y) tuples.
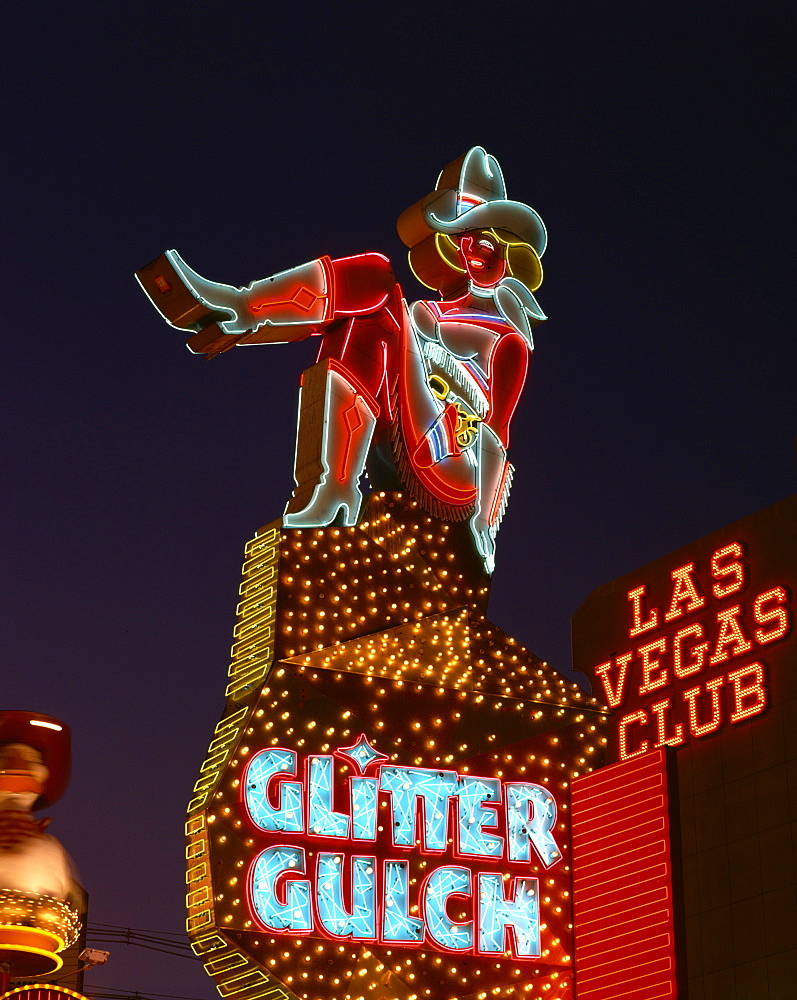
(136, 147), (548, 574)
(241, 735), (561, 959)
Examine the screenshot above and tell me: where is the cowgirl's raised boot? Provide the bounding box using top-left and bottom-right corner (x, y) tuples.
(283, 361), (378, 528)
(135, 252), (335, 357)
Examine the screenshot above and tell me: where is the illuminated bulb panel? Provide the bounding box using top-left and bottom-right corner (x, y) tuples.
(570, 748), (679, 1000)
(196, 657), (599, 998)
(275, 525), (453, 660)
(285, 609), (473, 690)
(283, 599), (599, 710)
(359, 493), (491, 611)
(468, 616), (601, 709)
(185, 494), (612, 1000)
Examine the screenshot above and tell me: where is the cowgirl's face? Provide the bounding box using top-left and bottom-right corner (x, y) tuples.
(457, 230), (507, 287)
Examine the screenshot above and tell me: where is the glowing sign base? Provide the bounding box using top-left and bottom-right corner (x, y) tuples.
(185, 495), (607, 1000)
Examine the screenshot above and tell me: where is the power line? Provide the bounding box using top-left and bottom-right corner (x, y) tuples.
(83, 923), (199, 960)
(83, 989), (212, 1000)
(87, 923), (191, 941)
(85, 940), (199, 960)
(73, 924), (215, 1000)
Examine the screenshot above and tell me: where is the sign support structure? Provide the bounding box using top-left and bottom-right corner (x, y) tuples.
(183, 494), (610, 1000)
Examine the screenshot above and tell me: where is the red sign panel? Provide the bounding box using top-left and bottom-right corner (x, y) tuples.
(571, 749), (679, 1000)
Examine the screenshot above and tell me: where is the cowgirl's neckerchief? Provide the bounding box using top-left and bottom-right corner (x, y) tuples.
(468, 277), (546, 350)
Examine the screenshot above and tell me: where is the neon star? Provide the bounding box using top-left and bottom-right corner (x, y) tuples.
(336, 735), (389, 774)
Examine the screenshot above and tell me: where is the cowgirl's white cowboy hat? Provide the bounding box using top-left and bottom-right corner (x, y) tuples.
(397, 146), (547, 256)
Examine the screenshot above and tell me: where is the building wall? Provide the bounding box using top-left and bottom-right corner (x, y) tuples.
(572, 494), (797, 999)
(677, 654), (796, 999)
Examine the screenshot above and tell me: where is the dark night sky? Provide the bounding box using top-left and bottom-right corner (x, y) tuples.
(2, 3), (793, 997)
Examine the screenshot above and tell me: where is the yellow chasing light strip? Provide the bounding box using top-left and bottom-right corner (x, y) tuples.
(0, 924), (66, 950)
(1, 988), (86, 1000)
(0, 944), (63, 972)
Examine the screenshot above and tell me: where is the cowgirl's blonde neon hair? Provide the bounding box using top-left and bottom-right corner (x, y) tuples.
(409, 228), (543, 295)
